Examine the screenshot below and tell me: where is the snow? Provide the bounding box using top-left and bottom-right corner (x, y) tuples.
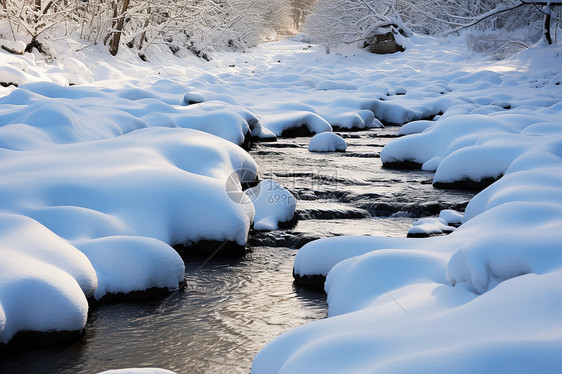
(439, 209), (464, 225)
(407, 217), (455, 237)
(246, 180), (297, 231)
(97, 369), (177, 374)
(0, 125), (259, 342)
(0, 65), (27, 86)
(0, 25), (561, 373)
(0, 58), (266, 341)
(262, 111), (332, 136)
(75, 237), (185, 300)
(308, 132), (347, 152)
(0, 81), (256, 148)
(0, 40), (26, 54)
(397, 119), (434, 135)
(251, 38), (562, 373)
(0, 214), (92, 344)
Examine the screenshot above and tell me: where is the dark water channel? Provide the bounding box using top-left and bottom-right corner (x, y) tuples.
(0, 127), (474, 374)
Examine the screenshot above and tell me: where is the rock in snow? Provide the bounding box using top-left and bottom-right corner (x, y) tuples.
(308, 132), (347, 152)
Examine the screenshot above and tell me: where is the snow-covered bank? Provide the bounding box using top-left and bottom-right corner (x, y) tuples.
(253, 42), (562, 373)
(0, 46), (269, 344)
(0, 125), (260, 345)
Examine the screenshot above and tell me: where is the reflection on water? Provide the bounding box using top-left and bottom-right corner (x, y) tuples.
(0, 128), (474, 373)
(0, 247), (327, 374)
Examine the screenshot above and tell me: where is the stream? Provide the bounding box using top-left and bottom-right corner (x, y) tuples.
(0, 127), (474, 374)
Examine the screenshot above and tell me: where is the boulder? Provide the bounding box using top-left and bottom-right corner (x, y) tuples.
(364, 25), (407, 54)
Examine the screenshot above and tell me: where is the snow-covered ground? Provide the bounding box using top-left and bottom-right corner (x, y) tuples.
(1, 31), (562, 373)
(251, 40), (562, 373)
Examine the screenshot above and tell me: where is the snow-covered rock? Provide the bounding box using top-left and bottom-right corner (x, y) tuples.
(407, 217), (455, 237)
(308, 132), (347, 152)
(1, 40), (26, 54)
(0, 82), (257, 148)
(0, 65), (27, 86)
(0, 125), (258, 342)
(397, 119), (434, 135)
(74, 236), (185, 300)
(439, 209), (464, 226)
(97, 369), (177, 374)
(263, 111), (332, 137)
(246, 179), (296, 231)
(0, 214), (94, 344)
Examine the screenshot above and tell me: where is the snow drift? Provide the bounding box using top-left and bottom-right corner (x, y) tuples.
(252, 39), (562, 374)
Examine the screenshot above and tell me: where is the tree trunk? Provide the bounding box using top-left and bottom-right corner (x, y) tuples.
(544, 5), (552, 44)
(137, 7), (151, 51)
(108, 0), (130, 56)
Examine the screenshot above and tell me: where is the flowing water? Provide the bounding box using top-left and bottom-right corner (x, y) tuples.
(0, 127), (474, 374)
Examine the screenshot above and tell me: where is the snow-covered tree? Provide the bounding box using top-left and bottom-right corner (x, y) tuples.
(1, 0), (293, 57)
(290, 0), (317, 30)
(304, 0), (561, 55)
(304, 0), (408, 48)
(1, 0), (77, 53)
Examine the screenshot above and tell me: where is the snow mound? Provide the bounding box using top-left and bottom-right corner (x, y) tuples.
(439, 209), (464, 225)
(0, 214), (93, 343)
(308, 132), (347, 152)
(0, 128), (257, 246)
(253, 41), (562, 373)
(293, 236), (414, 278)
(0, 65), (27, 86)
(407, 217), (455, 237)
(97, 369), (177, 374)
(262, 111), (332, 136)
(75, 236), (185, 300)
(0, 82), (258, 148)
(324, 109), (380, 130)
(398, 119), (434, 135)
(382, 111), (562, 188)
(246, 179), (296, 231)
(0, 127), (258, 341)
